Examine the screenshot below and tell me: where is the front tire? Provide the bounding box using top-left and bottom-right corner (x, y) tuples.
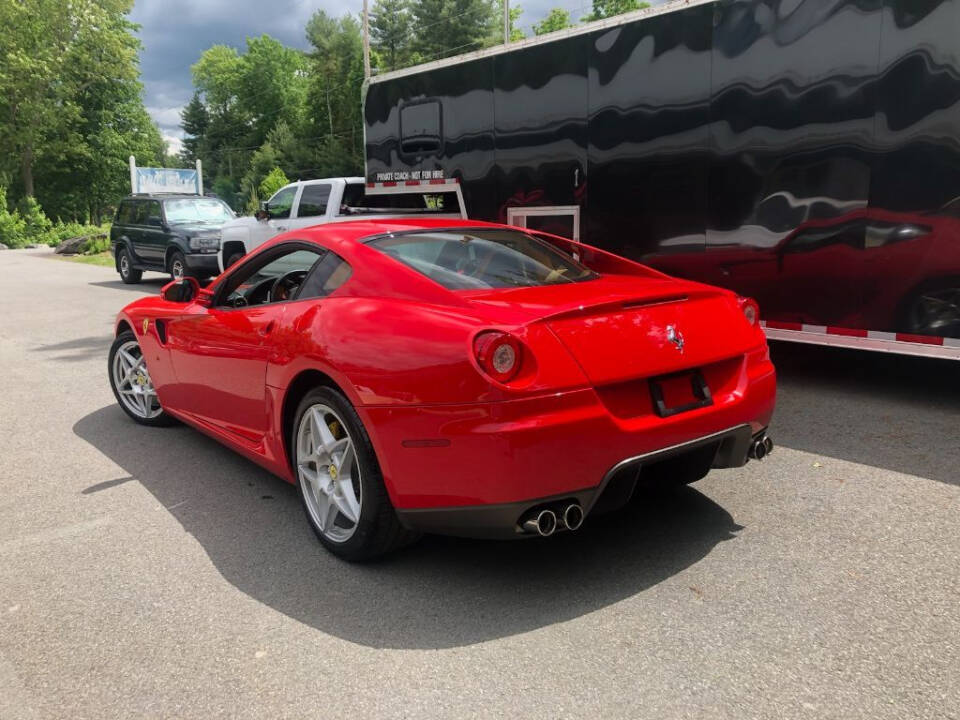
(108, 332), (176, 427)
(224, 251), (245, 270)
(292, 386), (416, 561)
(168, 250), (190, 281)
(117, 247), (142, 284)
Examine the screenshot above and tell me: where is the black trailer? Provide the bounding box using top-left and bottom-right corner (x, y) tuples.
(364, 0), (960, 359)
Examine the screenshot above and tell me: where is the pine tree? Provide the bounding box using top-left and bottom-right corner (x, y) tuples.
(370, 0), (413, 72)
(409, 0), (498, 61)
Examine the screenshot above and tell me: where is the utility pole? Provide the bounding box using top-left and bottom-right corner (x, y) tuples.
(362, 0), (371, 79)
(503, 0), (510, 45)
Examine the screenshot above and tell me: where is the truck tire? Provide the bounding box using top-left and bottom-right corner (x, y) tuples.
(117, 247), (142, 284)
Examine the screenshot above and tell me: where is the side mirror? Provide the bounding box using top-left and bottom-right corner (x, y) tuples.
(256, 201), (271, 221)
(161, 276), (201, 303)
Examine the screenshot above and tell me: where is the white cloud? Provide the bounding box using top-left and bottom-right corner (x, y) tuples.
(163, 133), (185, 156)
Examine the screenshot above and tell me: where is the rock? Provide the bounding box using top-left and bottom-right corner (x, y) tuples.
(26, 243), (41, 249)
(0, 244), (8, 250)
(55, 236), (87, 255)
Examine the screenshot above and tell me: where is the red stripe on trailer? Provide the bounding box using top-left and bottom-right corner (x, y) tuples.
(405, 180), (419, 186)
(382, 181), (398, 187)
(764, 320), (803, 331)
(894, 332), (944, 346)
(826, 326), (868, 338)
(429, 178), (449, 185)
(366, 182), (374, 188)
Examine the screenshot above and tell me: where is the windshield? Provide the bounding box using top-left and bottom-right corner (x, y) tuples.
(369, 228), (597, 290)
(163, 198), (234, 224)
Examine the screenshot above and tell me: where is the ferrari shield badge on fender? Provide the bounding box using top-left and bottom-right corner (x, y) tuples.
(142, 318), (149, 335)
(667, 324), (684, 353)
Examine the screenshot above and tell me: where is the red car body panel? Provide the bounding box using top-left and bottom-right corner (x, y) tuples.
(116, 219), (775, 524)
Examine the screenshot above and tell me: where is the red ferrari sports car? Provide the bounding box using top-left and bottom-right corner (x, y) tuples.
(109, 219), (776, 560)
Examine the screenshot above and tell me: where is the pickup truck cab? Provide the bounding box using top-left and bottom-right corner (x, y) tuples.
(218, 177), (464, 270)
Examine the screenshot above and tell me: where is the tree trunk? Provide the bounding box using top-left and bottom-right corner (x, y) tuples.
(21, 145), (34, 198)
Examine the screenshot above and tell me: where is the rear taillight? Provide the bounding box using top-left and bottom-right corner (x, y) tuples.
(473, 331), (522, 383)
(738, 296), (760, 326)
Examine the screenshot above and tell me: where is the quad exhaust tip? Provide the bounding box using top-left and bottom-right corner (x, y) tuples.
(522, 509), (557, 537)
(749, 434), (774, 461)
(562, 503), (584, 531)
(521, 503), (584, 536)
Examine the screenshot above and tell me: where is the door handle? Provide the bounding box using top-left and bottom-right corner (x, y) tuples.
(259, 321), (275, 337)
(275, 225), (288, 231)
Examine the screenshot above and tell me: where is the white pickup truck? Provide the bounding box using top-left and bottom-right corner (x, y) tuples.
(218, 176), (465, 271)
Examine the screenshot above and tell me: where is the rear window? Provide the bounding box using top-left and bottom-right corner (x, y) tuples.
(369, 229), (596, 290)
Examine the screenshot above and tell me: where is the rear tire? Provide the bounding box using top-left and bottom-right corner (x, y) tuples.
(117, 247), (142, 284)
(292, 386), (418, 561)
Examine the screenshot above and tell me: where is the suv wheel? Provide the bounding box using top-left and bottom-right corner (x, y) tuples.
(118, 247), (142, 284)
(169, 250), (188, 281)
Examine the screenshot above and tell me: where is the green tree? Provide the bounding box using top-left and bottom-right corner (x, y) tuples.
(180, 92), (210, 164)
(306, 12), (365, 167)
(0, 0), (161, 222)
(534, 8), (574, 35)
(259, 167), (290, 199)
(583, 0), (651, 22)
(409, 0), (498, 60)
(487, 0), (524, 44)
(0, 187), (27, 248)
(370, 0), (413, 72)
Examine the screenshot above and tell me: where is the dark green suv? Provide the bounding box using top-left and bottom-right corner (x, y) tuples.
(110, 194), (236, 284)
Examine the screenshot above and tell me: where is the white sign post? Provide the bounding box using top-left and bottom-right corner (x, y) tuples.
(129, 156), (203, 195)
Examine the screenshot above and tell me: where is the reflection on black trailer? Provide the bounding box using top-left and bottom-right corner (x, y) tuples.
(364, 0), (960, 358)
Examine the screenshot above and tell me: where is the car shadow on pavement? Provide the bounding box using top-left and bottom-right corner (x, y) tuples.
(33, 335), (114, 363)
(74, 405), (742, 650)
(770, 342), (960, 486)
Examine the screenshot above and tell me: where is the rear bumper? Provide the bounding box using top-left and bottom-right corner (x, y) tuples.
(362, 351), (776, 529)
(396, 424), (764, 538)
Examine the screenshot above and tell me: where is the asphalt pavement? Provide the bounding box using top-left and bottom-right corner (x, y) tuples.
(0, 247), (957, 719)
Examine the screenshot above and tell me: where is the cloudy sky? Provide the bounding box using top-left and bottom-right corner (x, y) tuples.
(131, 0), (578, 155)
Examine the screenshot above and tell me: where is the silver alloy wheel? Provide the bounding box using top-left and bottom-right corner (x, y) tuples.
(120, 253), (130, 278)
(297, 403), (362, 543)
(112, 339), (163, 419)
(171, 258), (184, 280)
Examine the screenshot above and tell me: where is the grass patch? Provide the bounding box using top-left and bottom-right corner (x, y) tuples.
(56, 251), (115, 268)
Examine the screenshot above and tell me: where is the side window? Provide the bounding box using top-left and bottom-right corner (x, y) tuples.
(297, 184), (331, 218)
(116, 201), (135, 224)
(298, 252), (353, 299)
(267, 186), (297, 220)
(784, 220), (865, 254)
(131, 201), (149, 225)
(145, 200), (163, 227)
(218, 247), (323, 308)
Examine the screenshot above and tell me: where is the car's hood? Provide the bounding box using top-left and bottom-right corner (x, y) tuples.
(168, 222), (227, 236)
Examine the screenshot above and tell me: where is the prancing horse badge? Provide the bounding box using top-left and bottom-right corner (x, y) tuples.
(142, 318), (149, 335)
(666, 324), (684, 353)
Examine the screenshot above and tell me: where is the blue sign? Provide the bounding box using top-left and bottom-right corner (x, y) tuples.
(135, 168), (200, 194)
